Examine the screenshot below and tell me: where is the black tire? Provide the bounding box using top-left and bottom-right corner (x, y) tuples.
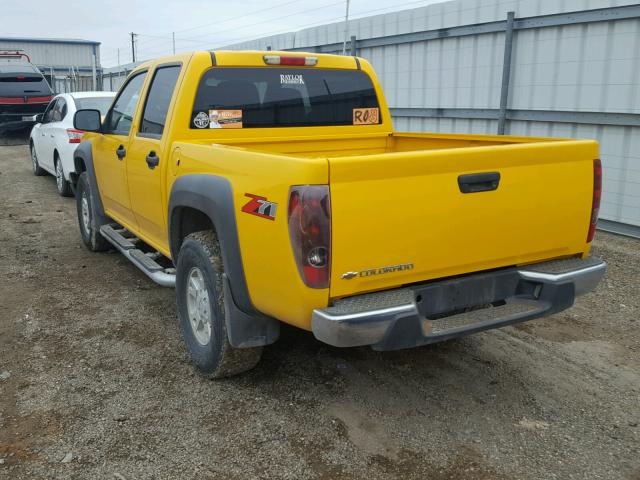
(176, 230), (262, 378)
(76, 171), (110, 252)
(30, 142), (46, 176)
(55, 155), (73, 197)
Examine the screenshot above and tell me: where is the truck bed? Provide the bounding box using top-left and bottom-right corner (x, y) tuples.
(211, 131), (568, 158)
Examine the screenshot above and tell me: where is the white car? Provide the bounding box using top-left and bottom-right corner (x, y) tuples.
(29, 91), (116, 196)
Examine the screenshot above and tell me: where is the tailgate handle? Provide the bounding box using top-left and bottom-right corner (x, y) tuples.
(458, 172), (500, 193)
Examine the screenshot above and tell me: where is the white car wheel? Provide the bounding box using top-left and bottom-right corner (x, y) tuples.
(54, 157), (72, 197)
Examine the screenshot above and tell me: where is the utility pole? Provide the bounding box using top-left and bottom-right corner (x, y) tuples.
(172, 32), (176, 54)
(342, 0), (351, 55)
(130, 32), (137, 62)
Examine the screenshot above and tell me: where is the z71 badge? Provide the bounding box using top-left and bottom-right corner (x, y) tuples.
(241, 193), (278, 220)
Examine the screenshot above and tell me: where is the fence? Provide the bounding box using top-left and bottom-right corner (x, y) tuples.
(40, 67), (100, 94)
(100, 64), (141, 93)
(224, 0), (640, 237)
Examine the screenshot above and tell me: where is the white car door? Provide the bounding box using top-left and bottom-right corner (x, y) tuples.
(47, 96), (70, 164)
(34, 98), (57, 166)
(37, 98), (63, 171)
(41, 98), (67, 170)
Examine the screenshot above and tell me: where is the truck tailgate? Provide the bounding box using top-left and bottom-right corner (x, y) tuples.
(328, 140), (598, 298)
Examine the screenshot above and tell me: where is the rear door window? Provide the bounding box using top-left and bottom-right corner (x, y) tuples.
(139, 65), (181, 137)
(191, 68), (380, 129)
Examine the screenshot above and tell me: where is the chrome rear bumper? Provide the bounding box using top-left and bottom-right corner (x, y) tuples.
(312, 257), (606, 350)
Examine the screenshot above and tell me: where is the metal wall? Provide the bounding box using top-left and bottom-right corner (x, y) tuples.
(0, 38), (101, 94)
(0, 38), (99, 68)
(223, 0), (640, 235)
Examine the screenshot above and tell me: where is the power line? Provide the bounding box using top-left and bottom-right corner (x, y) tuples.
(171, 0), (305, 35)
(173, 0), (346, 44)
(131, 1), (346, 59)
(179, 0), (443, 51)
(101, 0), (452, 66)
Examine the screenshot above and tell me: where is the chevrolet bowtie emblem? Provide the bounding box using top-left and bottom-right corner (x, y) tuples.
(341, 271), (358, 279)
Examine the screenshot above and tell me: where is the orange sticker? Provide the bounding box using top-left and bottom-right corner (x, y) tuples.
(209, 109), (243, 129)
(353, 107), (379, 125)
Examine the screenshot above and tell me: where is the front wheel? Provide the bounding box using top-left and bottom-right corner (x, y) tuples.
(55, 156), (72, 197)
(176, 230), (262, 378)
(76, 172), (109, 252)
(30, 143), (45, 176)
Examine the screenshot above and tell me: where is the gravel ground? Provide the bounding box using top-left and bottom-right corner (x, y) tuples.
(0, 144), (638, 480)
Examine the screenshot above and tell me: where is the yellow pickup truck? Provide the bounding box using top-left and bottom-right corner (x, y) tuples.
(71, 50), (605, 378)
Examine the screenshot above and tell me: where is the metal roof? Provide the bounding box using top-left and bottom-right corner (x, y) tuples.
(0, 37), (100, 46)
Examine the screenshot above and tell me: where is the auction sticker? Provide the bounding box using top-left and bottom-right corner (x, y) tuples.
(209, 109), (243, 129)
(353, 107), (380, 125)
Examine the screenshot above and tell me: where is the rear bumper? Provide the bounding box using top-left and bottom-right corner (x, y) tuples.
(312, 256), (606, 350)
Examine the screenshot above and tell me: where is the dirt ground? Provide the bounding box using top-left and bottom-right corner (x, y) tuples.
(0, 144), (638, 480)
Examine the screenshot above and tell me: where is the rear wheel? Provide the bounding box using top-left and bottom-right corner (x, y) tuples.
(55, 155), (72, 197)
(76, 172), (109, 252)
(30, 143), (45, 176)
(176, 230), (262, 378)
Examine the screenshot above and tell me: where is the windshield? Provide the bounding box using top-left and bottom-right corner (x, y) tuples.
(191, 67), (380, 129)
(74, 96), (114, 116)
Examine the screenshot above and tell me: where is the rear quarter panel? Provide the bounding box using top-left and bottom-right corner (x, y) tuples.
(170, 142), (329, 329)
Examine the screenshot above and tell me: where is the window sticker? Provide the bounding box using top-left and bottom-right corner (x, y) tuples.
(209, 109), (243, 129)
(193, 111), (209, 128)
(280, 74), (305, 85)
(353, 107), (380, 125)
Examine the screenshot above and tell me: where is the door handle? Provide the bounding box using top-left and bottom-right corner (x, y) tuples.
(116, 144), (126, 160)
(458, 172), (500, 193)
(146, 151), (159, 170)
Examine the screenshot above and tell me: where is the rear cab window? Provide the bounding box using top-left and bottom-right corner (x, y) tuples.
(191, 68), (380, 129)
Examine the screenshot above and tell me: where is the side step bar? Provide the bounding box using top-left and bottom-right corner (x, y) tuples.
(100, 224), (176, 287)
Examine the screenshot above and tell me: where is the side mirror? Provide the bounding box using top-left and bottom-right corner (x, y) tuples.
(22, 114), (43, 123)
(74, 109), (102, 132)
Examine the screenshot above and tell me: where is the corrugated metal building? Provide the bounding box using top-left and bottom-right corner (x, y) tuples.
(223, 0), (640, 236)
(0, 37), (101, 93)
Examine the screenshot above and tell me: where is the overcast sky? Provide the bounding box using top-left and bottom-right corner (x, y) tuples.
(3, 0), (445, 67)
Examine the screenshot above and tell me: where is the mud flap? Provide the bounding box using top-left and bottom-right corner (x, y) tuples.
(223, 274), (280, 348)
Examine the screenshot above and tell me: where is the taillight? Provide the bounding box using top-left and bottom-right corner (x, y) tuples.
(587, 158), (602, 243)
(67, 128), (84, 144)
(263, 55), (318, 66)
(288, 185), (331, 289)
